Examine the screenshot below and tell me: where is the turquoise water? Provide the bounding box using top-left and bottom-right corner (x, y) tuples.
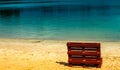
(0, 3), (120, 41)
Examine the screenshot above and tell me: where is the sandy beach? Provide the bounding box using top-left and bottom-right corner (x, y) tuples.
(0, 38), (120, 70)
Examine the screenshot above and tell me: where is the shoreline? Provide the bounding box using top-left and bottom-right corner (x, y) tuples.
(0, 38), (120, 42)
(0, 38), (120, 70)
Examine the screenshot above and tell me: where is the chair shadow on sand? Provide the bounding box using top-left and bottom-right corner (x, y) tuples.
(56, 61), (68, 66)
(56, 61), (96, 68)
(56, 61), (84, 68)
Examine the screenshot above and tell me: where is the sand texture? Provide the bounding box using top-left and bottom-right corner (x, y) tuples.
(0, 39), (120, 70)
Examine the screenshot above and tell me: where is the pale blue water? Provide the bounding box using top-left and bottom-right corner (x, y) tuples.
(0, 2), (120, 41)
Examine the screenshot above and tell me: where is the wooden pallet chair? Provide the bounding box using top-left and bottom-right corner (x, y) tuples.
(67, 42), (102, 68)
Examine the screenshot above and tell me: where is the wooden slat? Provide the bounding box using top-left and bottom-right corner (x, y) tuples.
(69, 58), (102, 64)
(68, 51), (100, 56)
(67, 42), (100, 48)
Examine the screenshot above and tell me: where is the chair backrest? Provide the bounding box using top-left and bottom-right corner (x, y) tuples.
(67, 42), (101, 58)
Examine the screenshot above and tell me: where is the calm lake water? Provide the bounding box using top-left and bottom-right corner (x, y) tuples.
(0, 2), (120, 41)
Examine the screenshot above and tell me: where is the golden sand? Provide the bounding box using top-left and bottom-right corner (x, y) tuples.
(0, 39), (120, 70)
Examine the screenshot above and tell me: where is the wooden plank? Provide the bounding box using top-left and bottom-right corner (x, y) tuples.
(67, 42), (100, 48)
(68, 51), (100, 56)
(68, 58), (102, 65)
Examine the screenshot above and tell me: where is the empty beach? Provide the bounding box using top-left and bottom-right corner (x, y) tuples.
(0, 39), (119, 70)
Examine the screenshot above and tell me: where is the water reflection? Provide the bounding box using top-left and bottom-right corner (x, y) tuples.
(0, 9), (20, 17)
(0, 9), (20, 26)
(20, 5), (116, 17)
(0, 0), (18, 1)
